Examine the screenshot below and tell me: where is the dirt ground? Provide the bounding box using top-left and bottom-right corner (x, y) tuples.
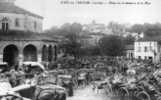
(67, 85), (110, 100)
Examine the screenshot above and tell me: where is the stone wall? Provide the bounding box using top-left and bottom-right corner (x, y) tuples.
(0, 13), (43, 33)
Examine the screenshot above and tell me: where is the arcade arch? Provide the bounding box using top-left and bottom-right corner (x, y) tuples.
(3, 44), (19, 66)
(23, 44), (37, 61)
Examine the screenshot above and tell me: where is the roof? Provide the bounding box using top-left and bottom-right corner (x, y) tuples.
(0, 30), (58, 42)
(0, 2), (43, 19)
(79, 34), (92, 39)
(125, 45), (134, 50)
(137, 36), (161, 42)
(88, 32), (106, 36)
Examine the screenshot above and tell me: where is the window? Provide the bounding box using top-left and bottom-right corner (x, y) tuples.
(138, 56), (141, 59)
(144, 46), (148, 52)
(154, 42), (157, 46)
(2, 17), (9, 32)
(145, 56), (147, 60)
(149, 57), (153, 62)
(2, 22), (5, 31)
(158, 47), (160, 52)
(130, 53), (133, 58)
(149, 42), (151, 45)
(15, 18), (20, 27)
(150, 46), (153, 51)
(149, 57), (153, 60)
(138, 46), (141, 52)
(34, 21), (37, 29)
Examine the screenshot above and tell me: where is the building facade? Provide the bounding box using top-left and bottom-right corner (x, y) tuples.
(0, 0), (43, 33)
(79, 33), (105, 48)
(125, 45), (134, 60)
(134, 40), (160, 63)
(83, 20), (111, 34)
(0, 0), (58, 67)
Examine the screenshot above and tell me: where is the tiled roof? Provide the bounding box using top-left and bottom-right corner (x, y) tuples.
(0, 30), (58, 42)
(88, 32), (106, 36)
(0, 2), (43, 19)
(125, 45), (134, 50)
(137, 36), (161, 42)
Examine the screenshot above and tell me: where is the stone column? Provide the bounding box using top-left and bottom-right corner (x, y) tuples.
(52, 46), (55, 62)
(46, 46), (49, 62)
(54, 45), (57, 61)
(38, 54), (42, 63)
(0, 54), (3, 62)
(0, 47), (3, 62)
(19, 54), (23, 66)
(37, 45), (42, 63)
(19, 48), (24, 66)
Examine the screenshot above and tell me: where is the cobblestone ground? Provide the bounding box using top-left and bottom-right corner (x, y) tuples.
(67, 85), (110, 100)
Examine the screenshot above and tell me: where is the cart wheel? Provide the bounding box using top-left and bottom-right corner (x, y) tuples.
(11, 96), (23, 100)
(134, 86), (144, 97)
(119, 87), (129, 96)
(112, 86), (120, 96)
(118, 87), (129, 100)
(137, 91), (150, 100)
(1, 97), (8, 100)
(157, 97), (161, 100)
(59, 93), (66, 100)
(105, 84), (112, 95)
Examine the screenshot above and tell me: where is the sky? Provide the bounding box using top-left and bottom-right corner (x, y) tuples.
(15, 0), (161, 30)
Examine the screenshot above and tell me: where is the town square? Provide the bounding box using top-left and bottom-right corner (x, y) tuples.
(0, 0), (160, 100)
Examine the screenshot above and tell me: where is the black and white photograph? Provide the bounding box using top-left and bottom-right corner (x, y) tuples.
(0, 0), (160, 100)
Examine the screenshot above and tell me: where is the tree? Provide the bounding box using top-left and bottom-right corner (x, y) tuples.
(127, 24), (145, 34)
(127, 23), (161, 37)
(79, 46), (101, 56)
(59, 40), (81, 58)
(124, 35), (135, 45)
(108, 22), (126, 36)
(58, 23), (83, 58)
(59, 23), (82, 36)
(99, 35), (125, 57)
(144, 26), (161, 37)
